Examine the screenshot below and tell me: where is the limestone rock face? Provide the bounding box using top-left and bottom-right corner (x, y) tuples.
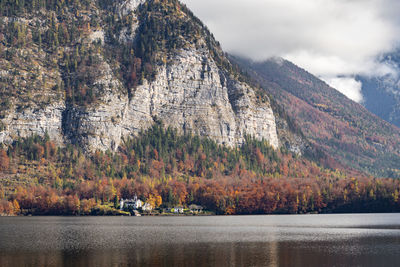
(123, 48), (238, 147)
(117, 0), (144, 43)
(0, 101), (65, 145)
(226, 78), (279, 148)
(0, 44), (65, 145)
(0, 0), (279, 152)
(60, 46), (279, 152)
(122, 47), (279, 149)
(62, 58), (128, 152)
(118, 0), (146, 16)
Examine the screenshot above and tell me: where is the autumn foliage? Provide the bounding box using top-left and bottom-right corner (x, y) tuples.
(0, 149), (9, 171)
(0, 124), (399, 216)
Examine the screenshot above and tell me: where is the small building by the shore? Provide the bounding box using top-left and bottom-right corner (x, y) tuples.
(120, 195), (143, 210)
(173, 206), (184, 214)
(142, 202), (153, 212)
(189, 204), (203, 213)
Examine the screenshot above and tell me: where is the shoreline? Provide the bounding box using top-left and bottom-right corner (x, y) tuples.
(3, 211), (400, 217)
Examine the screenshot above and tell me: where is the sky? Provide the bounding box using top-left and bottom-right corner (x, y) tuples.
(181, 0), (400, 103)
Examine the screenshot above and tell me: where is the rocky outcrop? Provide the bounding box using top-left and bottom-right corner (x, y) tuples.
(122, 47), (279, 150)
(0, 44), (65, 145)
(117, 0), (145, 43)
(0, 101), (65, 145)
(61, 46), (279, 152)
(61, 55), (128, 152)
(118, 0), (146, 16)
(0, 0), (279, 153)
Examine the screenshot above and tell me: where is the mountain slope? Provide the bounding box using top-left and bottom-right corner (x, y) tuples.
(232, 56), (400, 178)
(2, 0), (400, 216)
(2, 0), (398, 178)
(0, 0), (278, 153)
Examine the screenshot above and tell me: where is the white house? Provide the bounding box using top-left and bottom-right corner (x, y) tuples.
(189, 204), (203, 213)
(173, 206), (184, 214)
(120, 195), (143, 210)
(134, 199), (143, 209)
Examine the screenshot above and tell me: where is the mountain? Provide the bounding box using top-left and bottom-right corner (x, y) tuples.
(0, 0), (279, 153)
(231, 56), (400, 178)
(0, 0), (398, 177)
(357, 50), (400, 127)
(1, 0), (400, 216)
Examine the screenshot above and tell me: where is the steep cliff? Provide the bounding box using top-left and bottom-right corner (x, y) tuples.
(0, 0), (279, 152)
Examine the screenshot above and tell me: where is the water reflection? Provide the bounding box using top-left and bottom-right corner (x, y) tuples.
(2, 241), (400, 267)
(0, 243), (280, 267)
(1, 214), (400, 267)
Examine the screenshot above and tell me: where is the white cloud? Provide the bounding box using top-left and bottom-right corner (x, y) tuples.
(324, 77), (363, 103)
(181, 0), (400, 102)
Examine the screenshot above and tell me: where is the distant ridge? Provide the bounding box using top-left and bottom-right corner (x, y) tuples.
(231, 55), (400, 178)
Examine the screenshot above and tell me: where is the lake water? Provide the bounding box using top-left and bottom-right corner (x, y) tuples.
(0, 214), (400, 267)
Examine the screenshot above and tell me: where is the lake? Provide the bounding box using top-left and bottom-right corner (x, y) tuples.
(0, 214), (400, 267)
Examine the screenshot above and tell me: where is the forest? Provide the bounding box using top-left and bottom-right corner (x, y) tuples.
(0, 0), (400, 216)
(1, 123), (399, 216)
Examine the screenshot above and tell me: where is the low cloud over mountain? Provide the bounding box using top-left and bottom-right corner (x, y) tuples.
(182, 0), (400, 102)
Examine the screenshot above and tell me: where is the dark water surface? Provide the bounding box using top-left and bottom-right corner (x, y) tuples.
(1, 214), (400, 267)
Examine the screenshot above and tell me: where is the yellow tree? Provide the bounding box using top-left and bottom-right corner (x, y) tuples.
(147, 195), (156, 208)
(155, 195), (162, 207)
(13, 199), (20, 215)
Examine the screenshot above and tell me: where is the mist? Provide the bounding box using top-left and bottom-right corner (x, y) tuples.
(182, 0), (400, 102)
